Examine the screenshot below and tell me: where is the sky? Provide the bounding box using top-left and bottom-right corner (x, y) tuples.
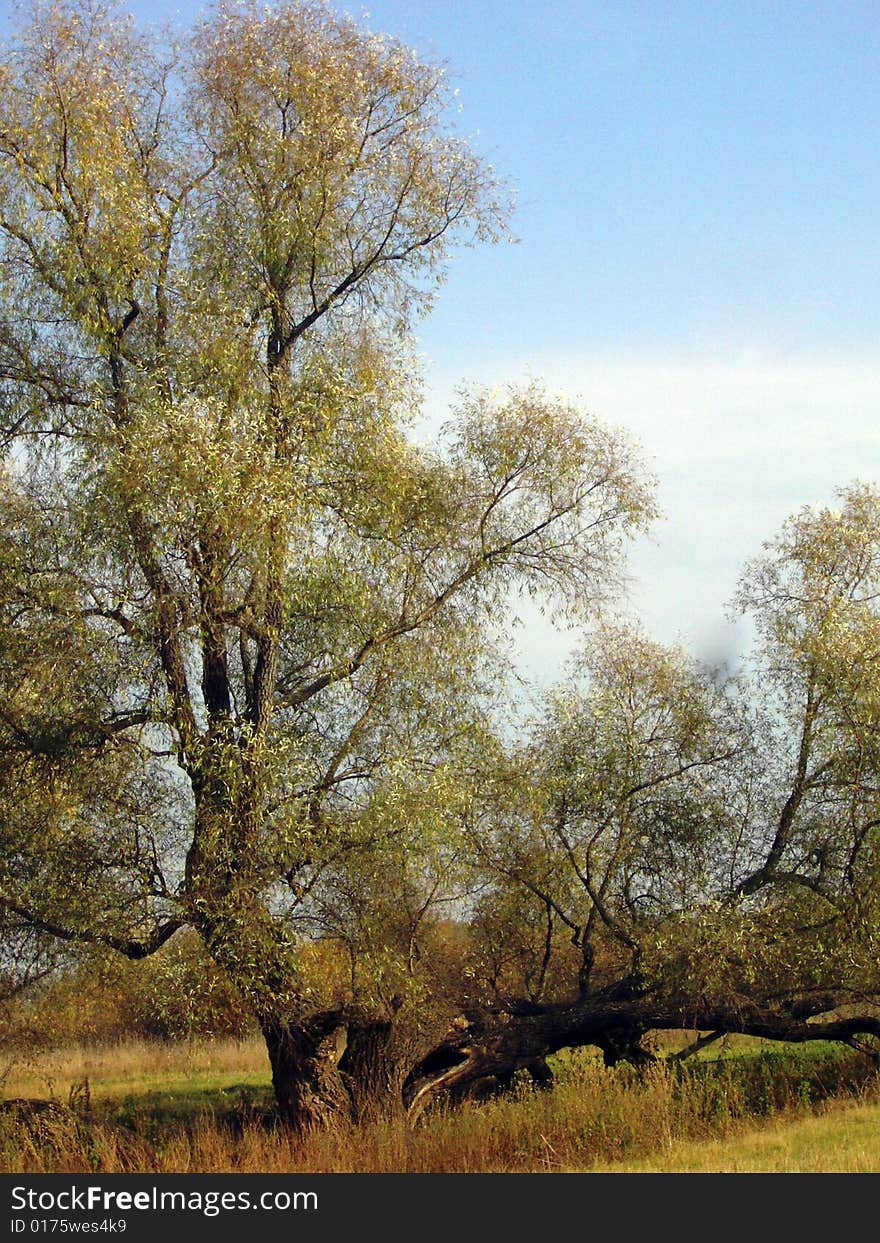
(4, 0), (879, 681)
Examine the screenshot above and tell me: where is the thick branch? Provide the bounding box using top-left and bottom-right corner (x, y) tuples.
(0, 896), (182, 961)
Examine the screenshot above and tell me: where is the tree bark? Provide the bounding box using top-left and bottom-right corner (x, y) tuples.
(338, 1018), (408, 1122)
(260, 1010), (350, 1136)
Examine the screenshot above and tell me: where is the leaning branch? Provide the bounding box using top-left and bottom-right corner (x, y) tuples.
(402, 991), (880, 1122)
(0, 896), (182, 961)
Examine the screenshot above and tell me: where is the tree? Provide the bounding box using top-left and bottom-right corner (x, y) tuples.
(0, 0), (653, 1131)
(405, 487), (880, 1117)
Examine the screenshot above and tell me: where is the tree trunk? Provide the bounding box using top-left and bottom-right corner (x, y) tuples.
(260, 1010), (350, 1136)
(338, 1018), (409, 1122)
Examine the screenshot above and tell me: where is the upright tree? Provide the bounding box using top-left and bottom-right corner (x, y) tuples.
(0, 0), (653, 1130)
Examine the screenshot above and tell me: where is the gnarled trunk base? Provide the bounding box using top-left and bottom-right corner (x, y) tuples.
(261, 1010), (350, 1136)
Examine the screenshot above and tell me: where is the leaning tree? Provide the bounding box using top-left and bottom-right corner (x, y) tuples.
(404, 486), (880, 1117)
(0, 0), (653, 1131)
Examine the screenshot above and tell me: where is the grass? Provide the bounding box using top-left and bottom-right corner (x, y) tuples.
(594, 1099), (880, 1172)
(1, 1035), (878, 1173)
(2, 1035), (270, 1101)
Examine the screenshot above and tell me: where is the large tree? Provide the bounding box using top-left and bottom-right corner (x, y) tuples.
(0, 0), (652, 1131)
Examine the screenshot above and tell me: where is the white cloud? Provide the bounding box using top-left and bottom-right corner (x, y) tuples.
(418, 345), (880, 682)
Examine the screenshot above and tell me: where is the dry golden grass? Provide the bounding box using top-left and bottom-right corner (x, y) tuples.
(1, 1035), (269, 1102)
(1, 1037), (877, 1173)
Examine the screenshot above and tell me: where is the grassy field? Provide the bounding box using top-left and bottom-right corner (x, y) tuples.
(2, 1037), (271, 1131)
(2, 1035), (879, 1173)
(594, 1100), (880, 1172)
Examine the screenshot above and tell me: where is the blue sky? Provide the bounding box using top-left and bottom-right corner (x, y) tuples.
(5, 0), (880, 677)
(364, 3), (880, 678)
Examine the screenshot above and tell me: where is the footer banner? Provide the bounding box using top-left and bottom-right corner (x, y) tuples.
(2, 1172), (873, 1240)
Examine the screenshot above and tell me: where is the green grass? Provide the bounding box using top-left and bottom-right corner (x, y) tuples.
(595, 1099), (880, 1172)
(1, 1037), (275, 1140)
(2, 1035), (270, 1096)
(105, 1078), (274, 1137)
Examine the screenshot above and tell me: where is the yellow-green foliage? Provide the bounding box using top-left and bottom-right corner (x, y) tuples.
(5, 937), (253, 1048)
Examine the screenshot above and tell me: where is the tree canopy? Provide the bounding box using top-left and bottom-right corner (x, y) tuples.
(0, 0), (654, 1130)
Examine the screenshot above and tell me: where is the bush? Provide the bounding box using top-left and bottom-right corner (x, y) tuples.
(5, 934), (254, 1047)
